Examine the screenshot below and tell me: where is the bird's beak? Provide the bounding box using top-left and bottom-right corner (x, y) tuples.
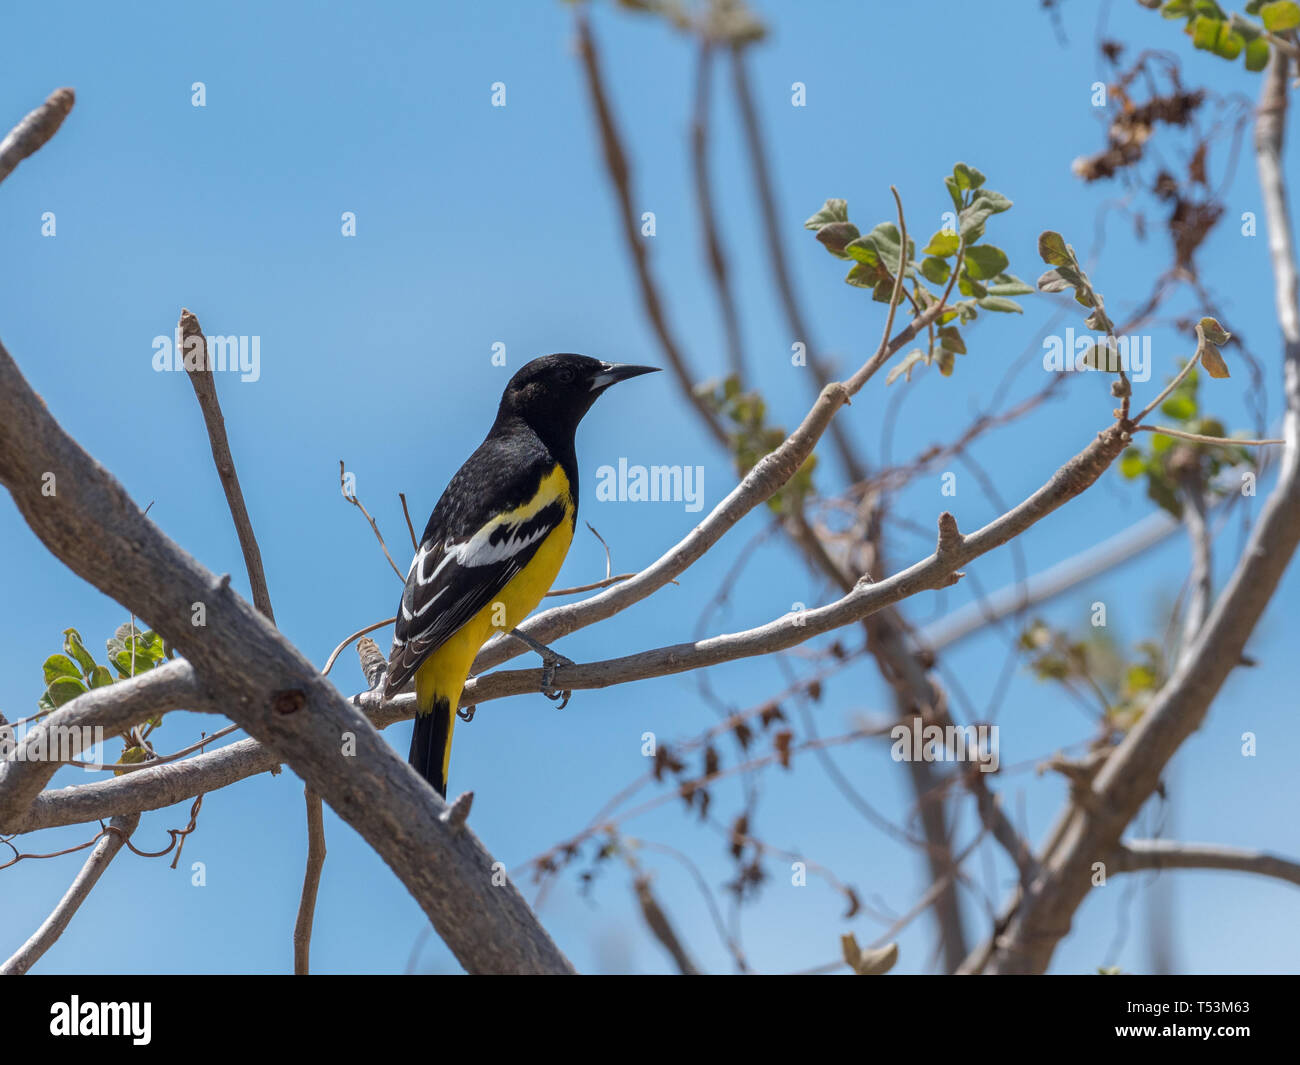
(589, 362), (661, 392)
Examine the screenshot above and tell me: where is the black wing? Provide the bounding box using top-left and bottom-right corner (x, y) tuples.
(384, 431), (571, 696)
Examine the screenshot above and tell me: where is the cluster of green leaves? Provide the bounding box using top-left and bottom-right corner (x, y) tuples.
(1020, 619), (1166, 731)
(805, 163), (1031, 384)
(39, 622), (167, 712)
(38, 622), (170, 771)
(1119, 355), (1254, 518)
(695, 375), (817, 514)
(1154, 0), (1299, 71)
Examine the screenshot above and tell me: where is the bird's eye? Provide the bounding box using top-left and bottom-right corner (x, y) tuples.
(557, 366), (575, 384)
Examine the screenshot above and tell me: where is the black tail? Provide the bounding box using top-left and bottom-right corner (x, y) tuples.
(409, 697), (453, 797)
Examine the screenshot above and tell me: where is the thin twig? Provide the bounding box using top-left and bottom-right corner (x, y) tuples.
(1109, 839), (1300, 887)
(1134, 425), (1284, 446)
(322, 616), (398, 676)
(399, 492), (419, 550)
(181, 310), (275, 623)
(294, 787), (327, 975)
(340, 460), (404, 581)
(575, 10), (730, 448)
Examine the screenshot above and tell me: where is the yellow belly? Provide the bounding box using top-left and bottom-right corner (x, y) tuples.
(414, 470), (575, 788)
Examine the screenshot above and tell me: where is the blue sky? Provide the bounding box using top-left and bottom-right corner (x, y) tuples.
(2, 0), (1298, 974)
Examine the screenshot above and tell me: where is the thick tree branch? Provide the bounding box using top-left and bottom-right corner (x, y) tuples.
(0, 328), (571, 973)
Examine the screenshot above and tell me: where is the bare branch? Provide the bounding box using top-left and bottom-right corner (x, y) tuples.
(0, 88), (74, 187)
(1108, 839), (1300, 888)
(576, 10), (730, 448)
(1, 812), (139, 975)
(340, 460), (404, 581)
(294, 787), (326, 975)
(181, 310), (275, 622)
(634, 874), (701, 975)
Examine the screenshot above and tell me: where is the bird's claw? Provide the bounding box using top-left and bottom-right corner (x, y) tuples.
(539, 653), (574, 710)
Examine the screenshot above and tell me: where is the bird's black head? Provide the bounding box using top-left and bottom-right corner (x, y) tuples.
(496, 353), (659, 446)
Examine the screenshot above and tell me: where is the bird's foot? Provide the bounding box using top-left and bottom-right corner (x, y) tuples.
(457, 703), (477, 722)
(510, 628), (574, 709)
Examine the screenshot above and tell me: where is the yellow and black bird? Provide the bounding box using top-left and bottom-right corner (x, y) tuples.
(384, 354), (658, 796)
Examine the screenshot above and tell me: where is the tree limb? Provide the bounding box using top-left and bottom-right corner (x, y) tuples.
(1, 812), (139, 975)
(1108, 839), (1300, 888)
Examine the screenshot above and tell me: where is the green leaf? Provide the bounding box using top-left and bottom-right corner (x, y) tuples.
(986, 273), (1035, 296)
(1161, 0), (1195, 15)
(977, 296), (1024, 313)
(1195, 317), (1232, 378)
(89, 665), (116, 689)
(1198, 316), (1231, 344)
(870, 222), (907, 273)
(138, 630), (166, 665)
(957, 275), (987, 299)
(952, 163), (986, 191)
(1212, 22), (1245, 59)
(943, 175), (963, 213)
(920, 256), (951, 284)
(1037, 231), (1072, 267)
(814, 221), (860, 258)
(62, 629), (99, 677)
(922, 231), (961, 257)
(938, 326), (966, 354)
(46, 675), (87, 708)
(958, 203), (996, 240)
(963, 244), (1009, 280)
(871, 278), (897, 303)
(1036, 268), (1072, 293)
(115, 745), (149, 776)
(1261, 1), (1300, 31)
(1126, 663), (1158, 692)
(804, 199), (848, 230)
(1245, 36), (1270, 71)
(43, 653), (82, 685)
(845, 262), (883, 289)
(971, 188), (1012, 214)
(1191, 15), (1222, 49)
(1119, 449), (1147, 479)
(1145, 471), (1183, 518)
(1162, 393), (1197, 420)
